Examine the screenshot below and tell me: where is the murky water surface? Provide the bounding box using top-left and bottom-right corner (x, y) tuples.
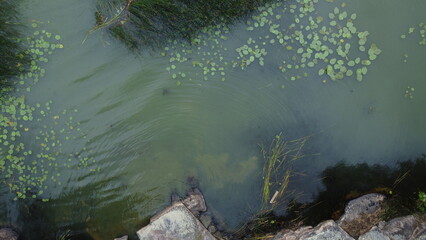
(1, 0), (426, 238)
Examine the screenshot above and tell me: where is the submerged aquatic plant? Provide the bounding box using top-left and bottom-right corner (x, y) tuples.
(260, 133), (310, 210)
(0, 0), (29, 88)
(91, 0), (271, 49)
(233, 134), (310, 239)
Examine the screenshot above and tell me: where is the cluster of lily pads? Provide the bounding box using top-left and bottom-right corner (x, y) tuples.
(0, 22), (94, 201)
(400, 22), (426, 46)
(161, 0), (381, 85)
(244, 0), (381, 82)
(235, 38), (267, 69)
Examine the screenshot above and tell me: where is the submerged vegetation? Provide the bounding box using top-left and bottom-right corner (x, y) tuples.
(234, 134), (310, 238)
(0, 0), (28, 88)
(260, 134), (309, 210)
(92, 0), (271, 48)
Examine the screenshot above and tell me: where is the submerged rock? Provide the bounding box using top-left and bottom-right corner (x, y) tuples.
(136, 202), (215, 240)
(337, 193), (386, 237)
(0, 228), (19, 240)
(200, 214), (213, 228)
(182, 188), (207, 214)
(273, 220), (354, 240)
(208, 225), (217, 234)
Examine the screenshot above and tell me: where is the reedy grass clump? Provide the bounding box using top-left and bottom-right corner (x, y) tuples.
(92, 0), (271, 49)
(260, 133), (309, 210)
(233, 134), (310, 239)
(0, 0), (29, 88)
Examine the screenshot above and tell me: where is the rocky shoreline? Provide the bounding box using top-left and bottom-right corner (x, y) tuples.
(1, 191), (425, 240)
(116, 191), (426, 240)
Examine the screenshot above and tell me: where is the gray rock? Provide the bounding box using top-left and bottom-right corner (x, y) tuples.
(273, 220), (354, 240)
(338, 193), (386, 237)
(358, 227), (390, 240)
(114, 236), (128, 240)
(303, 220), (354, 240)
(359, 215), (426, 240)
(382, 215), (418, 240)
(182, 188), (207, 214)
(208, 225), (217, 234)
(171, 192), (180, 204)
(200, 215), (213, 227)
(136, 202), (215, 240)
(272, 226), (313, 240)
(0, 228), (19, 240)
(413, 222), (426, 240)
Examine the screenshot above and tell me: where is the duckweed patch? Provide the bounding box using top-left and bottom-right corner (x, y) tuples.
(161, 0), (381, 85)
(1, 22), (95, 201)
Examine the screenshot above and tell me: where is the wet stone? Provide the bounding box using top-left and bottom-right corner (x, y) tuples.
(412, 222), (426, 239)
(338, 193), (385, 237)
(273, 220), (354, 240)
(358, 227), (390, 240)
(182, 188), (207, 214)
(208, 225), (217, 234)
(136, 202), (215, 240)
(359, 215), (426, 240)
(0, 228), (19, 240)
(200, 214), (213, 228)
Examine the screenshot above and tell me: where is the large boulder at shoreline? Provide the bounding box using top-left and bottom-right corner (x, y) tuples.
(273, 220), (354, 240)
(337, 193), (386, 237)
(0, 228), (19, 240)
(136, 202), (215, 240)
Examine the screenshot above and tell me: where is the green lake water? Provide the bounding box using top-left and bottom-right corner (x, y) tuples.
(1, 0), (426, 238)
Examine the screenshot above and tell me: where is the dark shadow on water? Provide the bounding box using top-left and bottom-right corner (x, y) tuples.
(235, 154), (426, 239)
(15, 177), (160, 240)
